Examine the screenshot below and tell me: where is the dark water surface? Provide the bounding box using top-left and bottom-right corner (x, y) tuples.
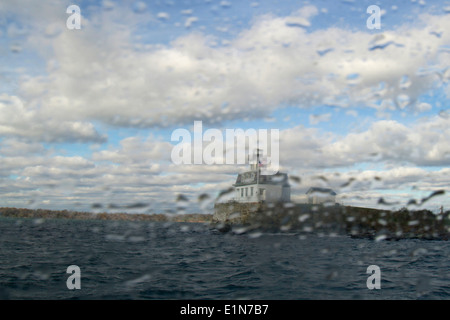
(1, 217), (449, 300)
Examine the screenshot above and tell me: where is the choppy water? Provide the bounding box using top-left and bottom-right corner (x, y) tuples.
(1, 217), (449, 300)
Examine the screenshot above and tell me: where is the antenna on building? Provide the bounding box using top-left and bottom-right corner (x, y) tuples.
(256, 145), (261, 202)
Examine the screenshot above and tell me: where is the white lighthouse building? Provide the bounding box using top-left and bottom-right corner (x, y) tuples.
(233, 149), (290, 203)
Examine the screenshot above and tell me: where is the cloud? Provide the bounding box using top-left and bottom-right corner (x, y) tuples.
(1, 4), (448, 132)
(92, 136), (173, 165)
(284, 5), (319, 28)
(279, 115), (450, 169)
(1, 2), (449, 212)
(323, 117), (450, 167)
(1, 117), (449, 212)
(0, 138), (46, 157)
(0, 94), (106, 143)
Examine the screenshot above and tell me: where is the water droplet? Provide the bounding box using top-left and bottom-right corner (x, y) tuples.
(408, 220), (419, 226)
(102, 0), (115, 11)
(412, 248), (428, 256)
(369, 40), (394, 51)
(198, 193), (210, 202)
(443, 68), (450, 81)
(346, 73), (360, 81)
(420, 190), (445, 204)
(33, 218), (45, 225)
(157, 12), (170, 20)
(285, 16), (311, 28)
(396, 94), (410, 109)
(44, 24), (62, 38)
(127, 202), (148, 209)
(438, 109), (449, 119)
(181, 9), (193, 15)
(298, 214), (310, 222)
(340, 177), (355, 188)
(416, 275), (431, 297)
(10, 44), (22, 53)
(220, 1), (231, 8)
(105, 234), (126, 241)
(248, 231), (262, 238)
(128, 236), (145, 242)
(176, 194), (189, 202)
(378, 197), (399, 206)
(216, 187), (234, 202)
(310, 113), (332, 124)
(429, 31), (442, 38)
(133, 1), (147, 13)
(414, 102), (432, 113)
(375, 234), (387, 241)
(289, 175), (301, 184)
(317, 48), (334, 56)
(325, 270), (339, 280)
(124, 274), (152, 288)
(229, 212), (241, 220)
(185, 17), (198, 28)
(399, 75), (411, 89)
(232, 226), (248, 234)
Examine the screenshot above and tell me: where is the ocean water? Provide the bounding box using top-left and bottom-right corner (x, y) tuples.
(1, 217), (449, 300)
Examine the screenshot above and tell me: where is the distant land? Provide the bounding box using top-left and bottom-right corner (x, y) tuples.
(0, 207), (213, 223)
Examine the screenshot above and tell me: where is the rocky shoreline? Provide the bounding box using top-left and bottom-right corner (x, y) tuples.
(2, 204), (449, 240)
(212, 202), (450, 240)
(0, 207), (213, 223)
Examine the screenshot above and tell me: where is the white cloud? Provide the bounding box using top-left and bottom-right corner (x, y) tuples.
(0, 94), (106, 143)
(0, 138), (46, 157)
(1, 4), (448, 132)
(92, 136), (173, 165)
(280, 116), (450, 169)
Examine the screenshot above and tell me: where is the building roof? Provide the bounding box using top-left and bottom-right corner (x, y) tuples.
(233, 171), (290, 187)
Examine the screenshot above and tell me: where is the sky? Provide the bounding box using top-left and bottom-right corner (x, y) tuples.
(0, 0), (449, 214)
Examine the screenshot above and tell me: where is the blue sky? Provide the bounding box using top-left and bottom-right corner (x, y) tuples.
(0, 0), (449, 213)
